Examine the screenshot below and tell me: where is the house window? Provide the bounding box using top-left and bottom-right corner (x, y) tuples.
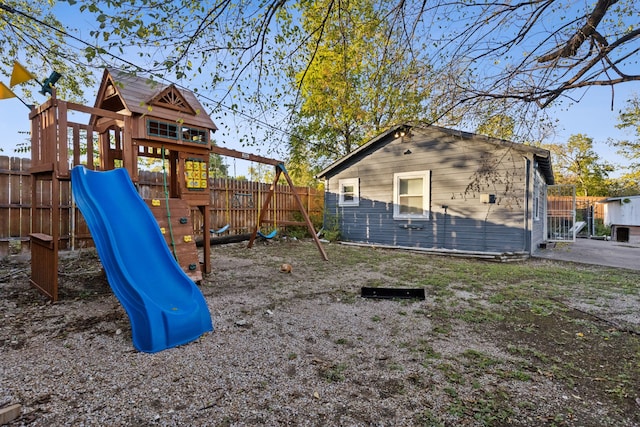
(393, 171), (430, 219)
(338, 178), (359, 206)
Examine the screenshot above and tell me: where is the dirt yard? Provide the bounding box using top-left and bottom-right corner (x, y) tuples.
(1, 239), (639, 426)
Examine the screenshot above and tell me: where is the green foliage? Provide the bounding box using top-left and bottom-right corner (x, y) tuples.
(4, 0), (635, 172)
(545, 134), (614, 196)
(320, 363), (347, 382)
(594, 219), (611, 237)
(615, 95), (640, 159)
(320, 212), (341, 242)
(612, 94), (640, 183)
(287, 0), (436, 169)
(284, 211), (317, 239)
(208, 153), (229, 178)
(0, 0), (93, 105)
(476, 114), (515, 140)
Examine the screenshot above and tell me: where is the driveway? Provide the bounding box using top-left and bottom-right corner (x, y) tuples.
(534, 238), (640, 271)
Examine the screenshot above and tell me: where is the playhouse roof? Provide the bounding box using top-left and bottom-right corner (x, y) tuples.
(90, 68), (217, 131)
(316, 123), (554, 184)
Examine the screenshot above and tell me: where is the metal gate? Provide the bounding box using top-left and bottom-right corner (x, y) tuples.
(547, 185), (577, 242)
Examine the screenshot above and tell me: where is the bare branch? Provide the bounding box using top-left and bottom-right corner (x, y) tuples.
(537, 0), (619, 62)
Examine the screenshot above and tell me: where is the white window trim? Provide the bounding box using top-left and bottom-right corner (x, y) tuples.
(533, 173), (544, 222)
(393, 171), (431, 220)
(338, 178), (360, 207)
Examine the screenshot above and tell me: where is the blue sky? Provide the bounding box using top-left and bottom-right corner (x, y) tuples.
(2, 77), (636, 176)
(0, 2), (638, 178)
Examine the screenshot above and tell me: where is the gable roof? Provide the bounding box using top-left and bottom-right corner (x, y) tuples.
(90, 68), (217, 131)
(316, 124), (554, 184)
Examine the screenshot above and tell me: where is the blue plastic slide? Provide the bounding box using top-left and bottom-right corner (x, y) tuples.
(71, 166), (213, 353)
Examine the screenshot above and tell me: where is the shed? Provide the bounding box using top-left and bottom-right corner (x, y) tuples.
(316, 124), (555, 255)
(599, 195), (640, 243)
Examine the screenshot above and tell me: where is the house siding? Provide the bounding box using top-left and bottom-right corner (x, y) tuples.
(325, 128), (535, 253)
(530, 167), (548, 250)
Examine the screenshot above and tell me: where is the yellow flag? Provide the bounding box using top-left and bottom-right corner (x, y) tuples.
(0, 82), (17, 99)
(10, 61), (37, 87)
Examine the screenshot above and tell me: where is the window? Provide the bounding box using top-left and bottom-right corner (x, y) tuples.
(181, 126), (208, 144)
(148, 120), (178, 140)
(147, 119), (209, 144)
(393, 171), (430, 219)
(338, 178), (359, 206)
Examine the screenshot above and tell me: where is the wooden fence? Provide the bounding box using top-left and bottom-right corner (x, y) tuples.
(547, 196), (607, 219)
(0, 156), (324, 257)
(547, 195), (608, 237)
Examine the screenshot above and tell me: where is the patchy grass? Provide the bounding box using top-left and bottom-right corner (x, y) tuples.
(2, 240), (639, 426)
(269, 241), (640, 425)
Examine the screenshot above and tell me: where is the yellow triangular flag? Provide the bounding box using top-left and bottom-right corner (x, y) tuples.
(0, 82), (17, 99)
(10, 61), (37, 87)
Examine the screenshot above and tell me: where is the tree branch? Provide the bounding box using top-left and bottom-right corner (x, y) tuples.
(537, 0), (619, 62)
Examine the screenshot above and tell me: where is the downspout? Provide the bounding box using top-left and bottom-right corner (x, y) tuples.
(523, 157), (531, 253)
(441, 205), (448, 249)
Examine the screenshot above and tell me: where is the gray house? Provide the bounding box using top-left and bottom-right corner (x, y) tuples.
(317, 124), (554, 255)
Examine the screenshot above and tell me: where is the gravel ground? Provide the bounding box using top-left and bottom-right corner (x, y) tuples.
(1, 239), (639, 426)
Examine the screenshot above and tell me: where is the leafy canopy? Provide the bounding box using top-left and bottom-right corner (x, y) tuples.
(287, 0), (436, 171)
(546, 134), (614, 197)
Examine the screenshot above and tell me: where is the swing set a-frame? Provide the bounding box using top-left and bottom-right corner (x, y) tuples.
(208, 145), (328, 259)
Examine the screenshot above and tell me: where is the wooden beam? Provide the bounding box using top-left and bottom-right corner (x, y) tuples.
(0, 404), (21, 425)
(247, 167), (279, 248)
(64, 100), (131, 121)
(278, 164), (328, 261)
(247, 163), (328, 261)
(210, 146), (282, 166)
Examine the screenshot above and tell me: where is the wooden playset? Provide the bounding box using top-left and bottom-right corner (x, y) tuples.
(28, 68), (326, 301)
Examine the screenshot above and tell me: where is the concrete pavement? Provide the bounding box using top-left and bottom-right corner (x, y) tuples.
(534, 238), (640, 271)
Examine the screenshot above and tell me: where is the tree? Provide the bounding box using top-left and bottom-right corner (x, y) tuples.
(476, 114), (516, 141)
(436, 0), (640, 109)
(287, 0), (437, 171)
(546, 134), (614, 196)
(4, 0), (637, 108)
(0, 0), (94, 103)
(614, 94), (640, 168)
(208, 152), (229, 178)
(4, 0), (638, 155)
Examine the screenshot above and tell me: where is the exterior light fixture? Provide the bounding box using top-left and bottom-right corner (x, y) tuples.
(394, 126), (412, 141)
